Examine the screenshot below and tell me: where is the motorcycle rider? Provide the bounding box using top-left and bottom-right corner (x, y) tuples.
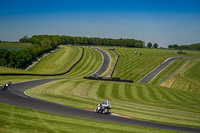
(97, 100), (111, 111)
(8, 81), (12, 86)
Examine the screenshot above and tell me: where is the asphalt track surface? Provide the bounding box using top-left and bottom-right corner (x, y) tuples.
(93, 48), (111, 76)
(139, 57), (182, 83)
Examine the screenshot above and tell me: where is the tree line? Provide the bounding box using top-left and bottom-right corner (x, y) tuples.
(0, 35), (61, 69)
(1, 35), (146, 69)
(168, 43), (200, 50)
(21, 35), (145, 48)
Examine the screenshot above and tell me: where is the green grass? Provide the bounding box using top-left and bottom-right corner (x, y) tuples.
(0, 46), (103, 84)
(0, 45), (103, 85)
(63, 46), (103, 77)
(26, 79), (200, 128)
(28, 45), (82, 74)
(112, 48), (200, 82)
(184, 59), (200, 80)
(0, 103), (178, 133)
(28, 45), (103, 77)
(161, 59), (200, 93)
(0, 42), (32, 51)
(1, 46), (200, 131)
(0, 66), (31, 74)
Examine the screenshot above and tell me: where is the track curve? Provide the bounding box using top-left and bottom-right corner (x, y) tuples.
(93, 48), (111, 76)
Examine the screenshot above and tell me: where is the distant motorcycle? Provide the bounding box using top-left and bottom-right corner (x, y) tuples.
(94, 100), (111, 114)
(1, 81), (12, 91)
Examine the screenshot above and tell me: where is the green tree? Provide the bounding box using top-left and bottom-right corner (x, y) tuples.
(19, 35), (30, 43)
(147, 42), (152, 48)
(41, 38), (52, 51)
(168, 45), (173, 49)
(0, 49), (10, 66)
(153, 43), (158, 48)
(172, 44), (180, 49)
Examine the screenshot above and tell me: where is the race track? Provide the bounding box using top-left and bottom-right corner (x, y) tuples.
(1, 49), (200, 132)
(93, 48), (111, 76)
(0, 79), (200, 132)
(139, 57), (182, 83)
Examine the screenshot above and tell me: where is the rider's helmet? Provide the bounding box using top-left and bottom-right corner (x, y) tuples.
(106, 100), (110, 106)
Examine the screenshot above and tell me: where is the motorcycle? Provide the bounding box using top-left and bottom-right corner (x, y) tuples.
(1, 84), (7, 91)
(1, 81), (12, 91)
(94, 101), (111, 114)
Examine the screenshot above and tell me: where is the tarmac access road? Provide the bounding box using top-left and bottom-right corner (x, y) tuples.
(0, 79), (200, 133)
(139, 57), (182, 83)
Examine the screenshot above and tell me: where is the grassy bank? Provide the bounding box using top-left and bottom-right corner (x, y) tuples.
(64, 46), (103, 77)
(28, 45), (82, 74)
(0, 66), (32, 74)
(161, 59), (200, 93)
(0, 46), (103, 84)
(26, 79), (200, 128)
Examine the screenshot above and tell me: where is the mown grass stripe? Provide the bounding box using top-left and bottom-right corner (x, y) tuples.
(124, 84), (133, 100)
(155, 88), (173, 102)
(97, 84), (107, 99)
(111, 84), (119, 99)
(135, 86), (146, 101)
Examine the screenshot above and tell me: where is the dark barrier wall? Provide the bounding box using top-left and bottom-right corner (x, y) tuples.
(0, 47), (84, 76)
(84, 76), (133, 83)
(110, 55), (120, 77)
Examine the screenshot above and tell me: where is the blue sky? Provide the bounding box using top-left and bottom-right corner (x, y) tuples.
(0, 0), (200, 47)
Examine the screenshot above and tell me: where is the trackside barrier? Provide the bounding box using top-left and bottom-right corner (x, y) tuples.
(0, 47), (84, 76)
(110, 55), (120, 77)
(84, 76), (133, 83)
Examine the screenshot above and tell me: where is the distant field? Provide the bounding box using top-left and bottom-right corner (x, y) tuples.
(112, 48), (200, 82)
(27, 79), (200, 128)
(0, 103), (176, 133)
(0, 42), (32, 51)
